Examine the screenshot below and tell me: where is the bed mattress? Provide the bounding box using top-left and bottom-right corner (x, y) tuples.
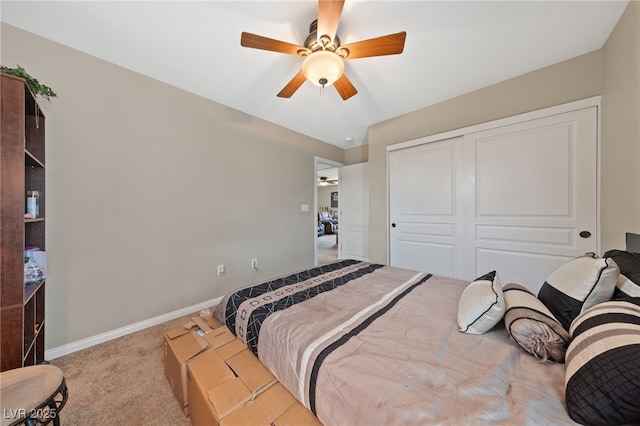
(215, 260), (574, 425)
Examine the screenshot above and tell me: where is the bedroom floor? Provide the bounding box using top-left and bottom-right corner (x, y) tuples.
(317, 233), (338, 265)
(50, 314), (193, 425)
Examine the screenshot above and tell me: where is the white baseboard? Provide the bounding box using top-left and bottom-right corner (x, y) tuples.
(45, 296), (223, 360)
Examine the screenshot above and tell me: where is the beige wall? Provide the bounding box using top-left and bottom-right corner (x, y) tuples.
(1, 24), (344, 348)
(317, 185), (338, 212)
(367, 50), (604, 263)
(344, 144), (368, 165)
(601, 0), (640, 250)
(368, 1), (639, 264)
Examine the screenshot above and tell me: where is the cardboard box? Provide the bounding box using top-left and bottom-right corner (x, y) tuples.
(187, 345), (278, 426)
(220, 401), (269, 426)
(208, 377), (253, 419)
(215, 338), (247, 361)
(226, 349), (276, 394)
(164, 315), (234, 414)
(228, 381), (321, 426)
(273, 402), (323, 426)
(187, 351), (236, 425)
(254, 382), (297, 423)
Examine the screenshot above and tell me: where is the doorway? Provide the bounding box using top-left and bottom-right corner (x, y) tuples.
(315, 157), (342, 265)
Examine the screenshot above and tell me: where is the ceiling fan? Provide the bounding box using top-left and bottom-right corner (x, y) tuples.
(240, 0), (406, 100)
(318, 176), (338, 185)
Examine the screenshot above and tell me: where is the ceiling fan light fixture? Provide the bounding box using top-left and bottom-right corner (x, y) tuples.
(241, 2), (406, 99)
(302, 50), (344, 88)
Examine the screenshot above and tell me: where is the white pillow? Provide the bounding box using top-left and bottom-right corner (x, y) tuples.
(458, 271), (505, 334)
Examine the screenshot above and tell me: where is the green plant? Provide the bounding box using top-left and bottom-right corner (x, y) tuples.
(1, 65), (57, 101)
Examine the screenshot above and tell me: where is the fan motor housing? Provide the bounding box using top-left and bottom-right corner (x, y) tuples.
(304, 19), (341, 54)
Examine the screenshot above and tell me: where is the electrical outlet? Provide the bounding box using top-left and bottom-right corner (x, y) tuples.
(217, 265), (225, 276)
(251, 258), (258, 270)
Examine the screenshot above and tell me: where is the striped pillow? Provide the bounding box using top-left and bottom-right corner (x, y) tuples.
(537, 253), (619, 330)
(565, 298), (640, 425)
(503, 284), (569, 362)
(604, 250), (640, 299)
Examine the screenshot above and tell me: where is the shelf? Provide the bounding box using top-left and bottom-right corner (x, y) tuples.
(25, 217), (45, 223)
(23, 320), (45, 363)
(25, 220), (45, 252)
(24, 280), (45, 304)
(23, 281), (45, 366)
(1, 73), (47, 372)
(25, 148), (44, 168)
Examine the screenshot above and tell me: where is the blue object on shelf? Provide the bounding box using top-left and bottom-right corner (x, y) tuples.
(24, 247), (44, 284)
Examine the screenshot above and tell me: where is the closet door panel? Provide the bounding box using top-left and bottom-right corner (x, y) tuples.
(474, 126), (571, 217)
(389, 137), (464, 277)
(388, 103), (598, 291)
(463, 106), (597, 291)
(475, 249), (569, 291)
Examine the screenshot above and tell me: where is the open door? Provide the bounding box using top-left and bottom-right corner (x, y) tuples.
(315, 157), (343, 265)
(339, 163), (369, 261)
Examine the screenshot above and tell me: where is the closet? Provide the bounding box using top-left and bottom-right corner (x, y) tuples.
(388, 98), (599, 292)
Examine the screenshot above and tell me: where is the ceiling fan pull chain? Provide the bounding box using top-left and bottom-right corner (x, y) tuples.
(319, 77), (328, 96)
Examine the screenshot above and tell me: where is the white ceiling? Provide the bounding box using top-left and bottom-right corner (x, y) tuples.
(317, 163), (339, 183)
(0, 1), (628, 148)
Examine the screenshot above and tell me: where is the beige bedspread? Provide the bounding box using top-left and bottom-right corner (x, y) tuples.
(254, 264), (575, 425)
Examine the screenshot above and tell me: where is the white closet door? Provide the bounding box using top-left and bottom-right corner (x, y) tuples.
(388, 104), (598, 292)
(462, 107), (597, 292)
(339, 163), (369, 261)
(388, 137), (464, 278)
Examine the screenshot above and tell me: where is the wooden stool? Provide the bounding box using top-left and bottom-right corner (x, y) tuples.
(0, 364), (68, 426)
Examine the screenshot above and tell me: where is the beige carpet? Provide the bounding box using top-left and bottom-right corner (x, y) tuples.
(51, 314), (196, 425)
(317, 234), (338, 265)
(48, 246), (337, 425)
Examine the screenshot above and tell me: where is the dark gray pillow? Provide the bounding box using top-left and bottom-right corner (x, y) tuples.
(625, 232), (640, 252)
(604, 249), (640, 299)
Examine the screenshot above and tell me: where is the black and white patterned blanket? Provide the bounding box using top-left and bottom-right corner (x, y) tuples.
(215, 259), (383, 355)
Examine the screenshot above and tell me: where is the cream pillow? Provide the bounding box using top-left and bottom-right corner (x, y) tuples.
(457, 271), (505, 334)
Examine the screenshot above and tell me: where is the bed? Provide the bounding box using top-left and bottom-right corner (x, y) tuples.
(213, 259), (581, 425)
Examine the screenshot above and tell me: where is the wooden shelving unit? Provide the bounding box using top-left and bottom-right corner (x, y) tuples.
(1, 73), (47, 371)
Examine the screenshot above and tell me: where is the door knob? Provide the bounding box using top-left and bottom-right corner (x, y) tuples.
(579, 231), (592, 238)
(391, 223), (396, 228)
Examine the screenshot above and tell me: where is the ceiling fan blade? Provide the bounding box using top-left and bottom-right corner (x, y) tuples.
(277, 71), (307, 98)
(333, 73), (357, 100)
(317, 0), (345, 44)
(339, 31), (407, 60)
(241, 32), (307, 55)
